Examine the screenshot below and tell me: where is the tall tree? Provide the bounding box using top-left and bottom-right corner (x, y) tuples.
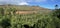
(55, 5), (59, 9)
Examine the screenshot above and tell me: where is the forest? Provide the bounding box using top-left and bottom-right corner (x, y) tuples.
(0, 5), (60, 28)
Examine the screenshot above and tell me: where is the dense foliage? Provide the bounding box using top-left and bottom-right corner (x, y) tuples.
(0, 7), (60, 28)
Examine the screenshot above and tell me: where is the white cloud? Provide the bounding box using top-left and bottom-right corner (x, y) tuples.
(0, 0), (47, 2)
(18, 2), (29, 5)
(0, 0), (47, 5)
(0, 0), (5, 1)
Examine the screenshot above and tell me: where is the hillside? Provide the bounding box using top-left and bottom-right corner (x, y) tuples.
(0, 5), (51, 14)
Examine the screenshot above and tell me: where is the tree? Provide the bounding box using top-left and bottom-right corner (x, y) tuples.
(55, 4), (59, 9)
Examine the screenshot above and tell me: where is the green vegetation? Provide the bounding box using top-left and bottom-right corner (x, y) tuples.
(0, 5), (60, 28)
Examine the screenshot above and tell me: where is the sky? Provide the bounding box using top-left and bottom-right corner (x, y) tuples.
(0, 0), (60, 9)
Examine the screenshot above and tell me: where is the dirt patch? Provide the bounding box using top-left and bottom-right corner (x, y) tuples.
(16, 11), (37, 14)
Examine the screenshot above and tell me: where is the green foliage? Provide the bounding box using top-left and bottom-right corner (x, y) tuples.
(0, 7), (60, 28)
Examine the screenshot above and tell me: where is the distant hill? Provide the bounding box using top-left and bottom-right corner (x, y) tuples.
(0, 5), (51, 14)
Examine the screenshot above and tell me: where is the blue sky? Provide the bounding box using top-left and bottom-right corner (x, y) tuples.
(0, 0), (60, 9)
